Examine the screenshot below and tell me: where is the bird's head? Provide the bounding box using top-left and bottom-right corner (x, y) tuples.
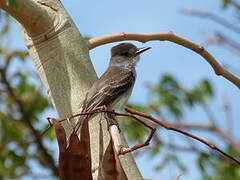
(110, 43), (151, 68)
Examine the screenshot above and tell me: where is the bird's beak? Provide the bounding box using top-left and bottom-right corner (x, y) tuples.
(136, 47), (151, 55)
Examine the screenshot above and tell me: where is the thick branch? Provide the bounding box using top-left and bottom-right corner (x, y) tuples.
(88, 32), (240, 88)
(0, 0), (56, 36)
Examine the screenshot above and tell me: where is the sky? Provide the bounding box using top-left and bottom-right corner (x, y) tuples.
(8, 0), (240, 179)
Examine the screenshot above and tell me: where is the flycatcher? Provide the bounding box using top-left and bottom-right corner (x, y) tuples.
(80, 43), (150, 127)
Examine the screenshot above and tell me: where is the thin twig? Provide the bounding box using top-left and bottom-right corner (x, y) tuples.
(133, 138), (212, 157)
(51, 107), (240, 165)
(165, 121), (214, 130)
(201, 104), (217, 126)
(88, 32), (240, 88)
(4, 50), (28, 69)
(57, 109), (156, 155)
(208, 32), (240, 55)
(182, 9), (240, 34)
(167, 121), (240, 154)
(228, 0), (240, 10)
(222, 95), (233, 136)
(124, 107), (240, 165)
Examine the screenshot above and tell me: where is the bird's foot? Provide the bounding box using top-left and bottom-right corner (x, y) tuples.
(104, 112), (121, 132)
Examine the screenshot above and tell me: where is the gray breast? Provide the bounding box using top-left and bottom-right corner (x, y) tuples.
(109, 68), (136, 110)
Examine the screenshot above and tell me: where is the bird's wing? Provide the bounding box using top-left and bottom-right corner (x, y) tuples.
(83, 66), (135, 112)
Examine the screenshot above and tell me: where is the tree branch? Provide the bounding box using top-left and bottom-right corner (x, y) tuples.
(59, 108), (240, 165)
(88, 32), (240, 88)
(208, 32), (240, 55)
(182, 9), (240, 34)
(227, 0), (240, 10)
(222, 96), (233, 136)
(167, 121), (214, 130)
(0, 0), (56, 36)
(166, 121), (240, 154)
(124, 107), (240, 165)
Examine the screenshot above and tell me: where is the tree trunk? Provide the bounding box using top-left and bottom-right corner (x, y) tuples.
(0, 0), (142, 179)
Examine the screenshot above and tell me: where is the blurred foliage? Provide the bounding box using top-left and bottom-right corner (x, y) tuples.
(123, 74), (240, 179)
(198, 147), (240, 180)
(0, 1), (239, 179)
(222, 0), (230, 8)
(122, 74), (214, 169)
(126, 74), (213, 122)
(154, 153), (187, 172)
(121, 3), (240, 178)
(0, 15), (55, 179)
(151, 74), (213, 117)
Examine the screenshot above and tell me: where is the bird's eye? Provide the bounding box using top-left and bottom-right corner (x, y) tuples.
(122, 52), (130, 57)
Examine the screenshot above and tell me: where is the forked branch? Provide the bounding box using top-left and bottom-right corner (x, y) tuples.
(49, 107), (240, 165)
(124, 107), (240, 165)
(57, 109), (156, 155)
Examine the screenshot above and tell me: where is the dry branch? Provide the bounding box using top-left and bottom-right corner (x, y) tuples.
(124, 107), (240, 165)
(88, 32), (240, 88)
(167, 121), (240, 154)
(53, 107), (240, 165)
(58, 109), (156, 155)
(211, 32), (240, 55)
(182, 9), (240, 34)
(225, 0), (240, 10)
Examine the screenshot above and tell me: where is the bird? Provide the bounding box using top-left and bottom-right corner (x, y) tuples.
(78, 43), (151, 129)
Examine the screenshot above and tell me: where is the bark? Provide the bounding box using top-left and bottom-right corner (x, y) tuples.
(0, 0), (142, 179)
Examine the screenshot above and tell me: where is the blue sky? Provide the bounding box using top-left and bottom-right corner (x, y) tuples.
(8, 0), (240, 179)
